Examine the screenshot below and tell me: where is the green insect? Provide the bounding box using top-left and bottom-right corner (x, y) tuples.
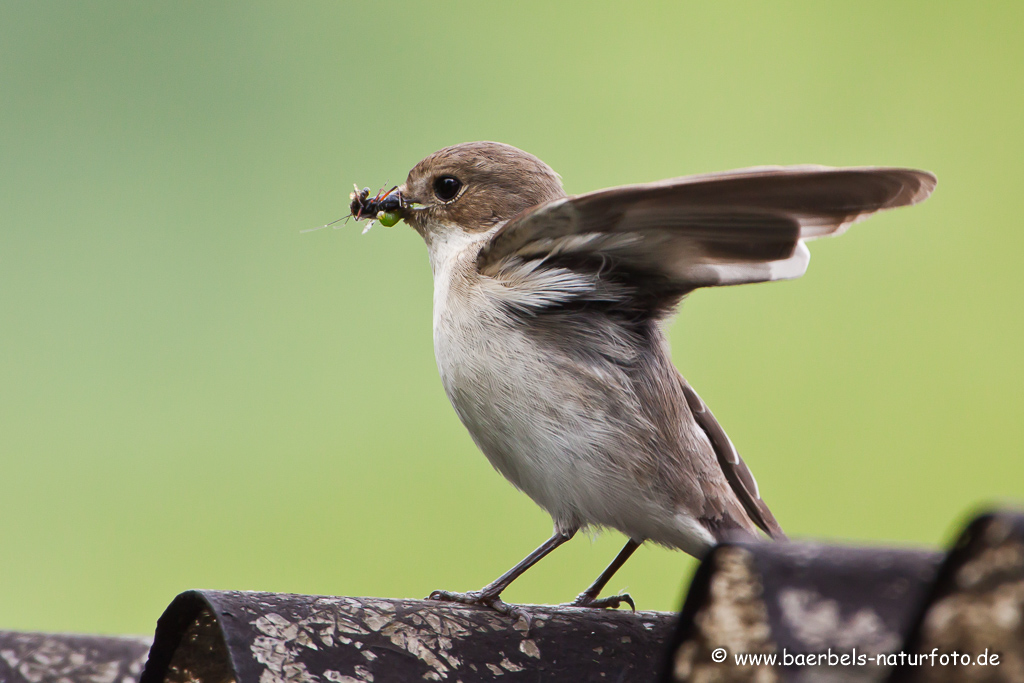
(375, 210), (401, 227)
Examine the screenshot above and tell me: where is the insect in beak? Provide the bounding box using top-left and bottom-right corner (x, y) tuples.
(350, 184), (404, 233)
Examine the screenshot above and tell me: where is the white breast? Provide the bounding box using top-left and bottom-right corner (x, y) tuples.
(429, 228), (579, 520)
(424, 224), (700, 545)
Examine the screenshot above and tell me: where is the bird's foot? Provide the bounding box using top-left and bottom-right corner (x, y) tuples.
(564, 591), (636, 612)
(427, 589), (532, 629)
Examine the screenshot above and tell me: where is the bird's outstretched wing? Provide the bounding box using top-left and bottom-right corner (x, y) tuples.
(478, 166), (935, 315)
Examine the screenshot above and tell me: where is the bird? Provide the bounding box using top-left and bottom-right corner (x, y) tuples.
(348, 141), (935, 617)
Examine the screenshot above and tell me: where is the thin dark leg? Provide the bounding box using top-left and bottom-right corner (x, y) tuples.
(427, 528), (577, 618)
(568, 538), (642, 610)
(476, 529), (577, 598)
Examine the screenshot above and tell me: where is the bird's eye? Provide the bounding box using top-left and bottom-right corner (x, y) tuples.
(432, 175), (462, 202)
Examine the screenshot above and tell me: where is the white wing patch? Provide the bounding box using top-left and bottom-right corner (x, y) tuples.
(767, 240), (811, 282)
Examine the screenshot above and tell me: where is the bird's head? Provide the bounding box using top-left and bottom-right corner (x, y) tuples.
(352, 142), (565, 244)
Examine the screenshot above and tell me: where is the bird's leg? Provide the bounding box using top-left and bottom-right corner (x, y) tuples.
(566, 538), (642, 610)
(428, 528), (576, 621)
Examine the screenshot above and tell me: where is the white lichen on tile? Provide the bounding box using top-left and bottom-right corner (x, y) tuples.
(499, 656), (523, 672)
(0, 635), (151, 683)
(518, 639), (540, 659)
(362, 613), (392, 633)
(914, 526), (1024, 680)
(251, 606), (369, 683)
(246, 597), (545, 682)
(778, 587), (899, 654)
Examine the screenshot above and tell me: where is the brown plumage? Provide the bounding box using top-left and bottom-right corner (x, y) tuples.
(353, 141), (935, 615)
(404, 142), (564, 234)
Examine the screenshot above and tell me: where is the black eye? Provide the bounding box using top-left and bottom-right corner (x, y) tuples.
(432, 175), (462, 202)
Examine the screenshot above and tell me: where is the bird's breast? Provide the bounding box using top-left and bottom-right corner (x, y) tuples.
(430, 259), (659, 526)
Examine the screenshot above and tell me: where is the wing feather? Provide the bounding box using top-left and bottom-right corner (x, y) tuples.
(478, 166), (935, 297)
(681, 382), (786, 540)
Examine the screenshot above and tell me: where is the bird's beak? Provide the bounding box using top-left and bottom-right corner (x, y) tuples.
(394, 184), (427, 212)
(393, 185), (430, 222)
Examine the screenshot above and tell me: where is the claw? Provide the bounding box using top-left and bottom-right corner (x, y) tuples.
(564, 591), (636, 612)
(426, 588), (487, 604)
(426, 589), (533, 632)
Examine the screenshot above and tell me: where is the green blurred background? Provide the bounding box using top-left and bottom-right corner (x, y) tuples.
(1, 2), (1021, 635)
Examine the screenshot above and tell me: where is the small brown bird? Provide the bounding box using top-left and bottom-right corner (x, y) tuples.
(351, 142), (935, 617)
